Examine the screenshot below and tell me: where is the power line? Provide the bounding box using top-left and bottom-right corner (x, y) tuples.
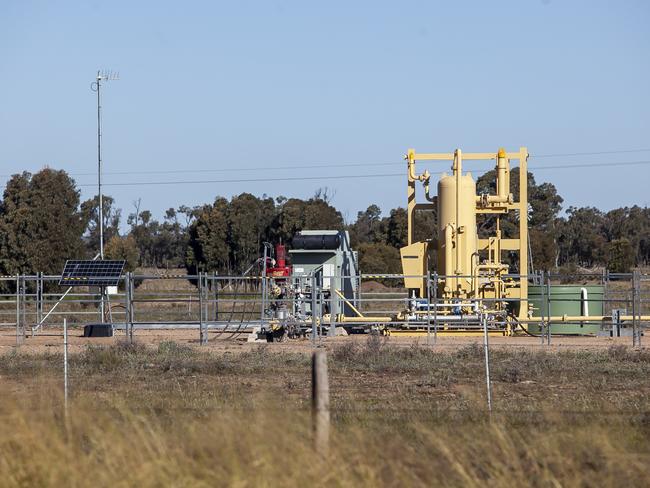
(70, 159), (650, 187)
(3, 148), (650, 181)
(76, 173), (404, 187)
(530, 148), (650, 158)
(79, 160), (650, 187)
(0, 161), (403, 178)
(530, 160), (650, 170)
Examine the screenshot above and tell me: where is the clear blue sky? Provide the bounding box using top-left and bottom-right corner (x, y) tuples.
(1, 0), (648, 226)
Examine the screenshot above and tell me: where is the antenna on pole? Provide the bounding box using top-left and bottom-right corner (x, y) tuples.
(90, 69), (119, 259)
(90, 69), (119, 322)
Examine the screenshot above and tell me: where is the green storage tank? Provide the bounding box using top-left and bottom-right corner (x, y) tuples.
(527, 285), (604, 335)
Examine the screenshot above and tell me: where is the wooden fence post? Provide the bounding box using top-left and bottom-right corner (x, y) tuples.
(312, 349), (330, 455)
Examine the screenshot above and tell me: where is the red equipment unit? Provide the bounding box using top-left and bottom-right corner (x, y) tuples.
(266, 243), (291, 278)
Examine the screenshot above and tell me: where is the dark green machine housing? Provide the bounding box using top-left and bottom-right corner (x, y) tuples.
(527, 285), (605, 335)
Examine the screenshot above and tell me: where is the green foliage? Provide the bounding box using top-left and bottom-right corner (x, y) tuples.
(0, 166), (648, 278)
(0, 169), (86, 275)
(273, 195), (344, 244)
(128, 203), (194, 268)
(385, 207), (408, 248)
(349, 205), (436, 249)
(80, 194), (121, 255)
(358, 242), (401, 275)
(104, 235), (140, 272)
(349, 204), (385, 246)
(227, 193), (276, 271)
(529, 228), (557, 271)
(557, 207), (608, 268)
(186, 199), (229, 273)
(607, 238), (635, 273)
(186, 191), (344, 274)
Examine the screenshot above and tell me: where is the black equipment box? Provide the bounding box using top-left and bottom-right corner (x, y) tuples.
(83, 323), (114, 337)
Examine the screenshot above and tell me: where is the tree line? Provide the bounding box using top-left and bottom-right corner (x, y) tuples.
(0, 168), (647, 278)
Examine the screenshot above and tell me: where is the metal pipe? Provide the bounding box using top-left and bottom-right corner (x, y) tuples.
(444, 224), (454, 292)
(521, 314), (650, 322)
(338, 316), (392, 323)
(580, 287), (589, 316)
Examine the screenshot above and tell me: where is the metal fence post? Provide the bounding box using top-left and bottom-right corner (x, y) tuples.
(636, 270), (643, 348)
(131, 272), (136, 342)
(540, 271), (546, 346)
(199, 272), (206, 345)
(426, 272), (431, 346)
(63, 318), (69, 411)
(204, 273), (209, 344)
(602, 269), (609, 317)
(631, 272), (636, 347)
(482, 313), (492, 413)
(311, 274), (317, 344)
(17, 275), (26, 346)
(214, 271), (219, 322)
(15, 274), (21, 346)
(433, 272), (438, 345)
(37, 271), (43, 326)
(546, 271), (552, 346)
(319, 284), (325, 338)
(328, 276), (337, 337)
(632, 270), (641, 348)
(125, 272), (132, 342)
(261, 244), (270, 327)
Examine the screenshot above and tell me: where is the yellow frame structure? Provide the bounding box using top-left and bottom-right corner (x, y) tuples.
(403, 147), (529, 320)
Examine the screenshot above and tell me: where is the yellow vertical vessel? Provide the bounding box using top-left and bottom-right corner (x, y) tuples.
(437, 169), (477, 298)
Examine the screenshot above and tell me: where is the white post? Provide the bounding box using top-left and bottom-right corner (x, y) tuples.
(482, 313), (492, 413)
(63, 318), (69, 410)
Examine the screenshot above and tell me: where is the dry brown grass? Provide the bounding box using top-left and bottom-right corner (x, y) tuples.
(0, 340), (649, 486)
(1, 393), (648, 487)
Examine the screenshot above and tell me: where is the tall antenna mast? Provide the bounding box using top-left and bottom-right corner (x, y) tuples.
(90, 69), (119, 260)
(91, 70), (119, 323)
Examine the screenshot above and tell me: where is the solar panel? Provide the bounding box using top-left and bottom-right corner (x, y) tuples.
(59, 260), (126, 286)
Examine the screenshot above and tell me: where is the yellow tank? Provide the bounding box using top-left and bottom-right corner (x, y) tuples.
(437, 172), (477, 297)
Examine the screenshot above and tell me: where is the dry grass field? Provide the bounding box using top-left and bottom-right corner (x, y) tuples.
(1, 336), (649, 486)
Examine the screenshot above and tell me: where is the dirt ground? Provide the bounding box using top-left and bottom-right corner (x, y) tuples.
(0, 325), (645, 355)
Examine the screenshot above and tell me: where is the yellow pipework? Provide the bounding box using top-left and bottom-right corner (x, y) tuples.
(443, 224), (454, 293)
(334, 289), (363, 317)
(338, 315), (393, 323)
(476, 148), (512, 205)
(472, 263), (508, 299)
(521, 315), (650, 323)
(407, 149), (430, 184)
(496, 147), (510, 202)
